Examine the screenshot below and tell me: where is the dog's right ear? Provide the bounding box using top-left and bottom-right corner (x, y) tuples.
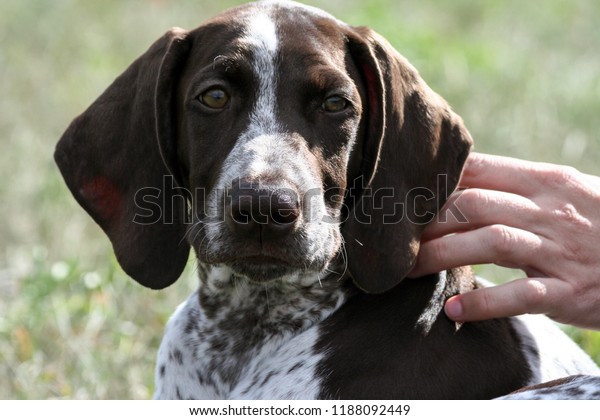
(54, 28), (191, 289)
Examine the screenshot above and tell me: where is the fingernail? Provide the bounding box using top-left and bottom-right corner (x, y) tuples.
(445, 297), (463, 320)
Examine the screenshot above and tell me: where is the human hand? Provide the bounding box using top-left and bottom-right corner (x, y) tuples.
(409, 152), (600, 329)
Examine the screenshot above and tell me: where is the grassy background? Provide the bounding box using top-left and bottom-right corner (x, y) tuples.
(1, 0), (600, 399)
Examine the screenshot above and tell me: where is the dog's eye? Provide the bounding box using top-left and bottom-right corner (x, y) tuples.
(199, 88), (229, 109)
(322, 95), (348, 113)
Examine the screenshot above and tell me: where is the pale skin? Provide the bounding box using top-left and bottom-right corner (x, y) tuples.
(408, 152), (600, 330)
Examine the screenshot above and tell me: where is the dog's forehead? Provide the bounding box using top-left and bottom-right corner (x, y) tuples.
(232, 0), (341, 27)
(215, 1), (347, 58)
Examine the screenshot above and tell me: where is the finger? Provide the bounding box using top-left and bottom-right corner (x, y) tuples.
(422, 188), (542, 241)
(444, 277), (573, 322)
(409, 224), (559, 278)
(459, 153), (549, 197)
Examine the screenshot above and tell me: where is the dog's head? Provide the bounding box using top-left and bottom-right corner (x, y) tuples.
(55, 1), (472, 294)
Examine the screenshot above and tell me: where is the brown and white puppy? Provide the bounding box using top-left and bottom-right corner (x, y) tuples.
(55, 0), (599, 399)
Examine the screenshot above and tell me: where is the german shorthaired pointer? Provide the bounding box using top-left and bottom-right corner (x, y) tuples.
(55, 0), (600, 399)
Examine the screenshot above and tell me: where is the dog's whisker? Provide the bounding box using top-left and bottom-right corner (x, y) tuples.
(337, 238), (349, 283)
(185, 221), (207, 245)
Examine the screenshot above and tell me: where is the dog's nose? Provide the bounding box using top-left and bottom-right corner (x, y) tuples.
(226, 180), (301, 241)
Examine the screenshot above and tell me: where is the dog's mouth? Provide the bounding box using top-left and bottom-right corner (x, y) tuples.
(227, 254), (304, 283)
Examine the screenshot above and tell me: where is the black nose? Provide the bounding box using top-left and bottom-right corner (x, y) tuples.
(226, 180), (301, 241)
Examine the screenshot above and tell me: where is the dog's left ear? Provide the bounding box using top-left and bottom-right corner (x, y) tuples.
(343, 27), (473, 294)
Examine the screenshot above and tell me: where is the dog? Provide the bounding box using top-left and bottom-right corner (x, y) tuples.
(55, 0), (600, 399)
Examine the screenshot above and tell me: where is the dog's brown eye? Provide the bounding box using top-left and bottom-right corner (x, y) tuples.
(199, 88), (229, 109)
(322, 95), (348, 113)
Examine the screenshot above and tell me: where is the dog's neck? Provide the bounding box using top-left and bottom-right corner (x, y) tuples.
(196, 264), (352, 335)
(196, 262), (475, 339)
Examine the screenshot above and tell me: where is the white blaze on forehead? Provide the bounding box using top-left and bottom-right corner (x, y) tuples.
(243, 10), (278, 53)
(240, 7), (280, 135)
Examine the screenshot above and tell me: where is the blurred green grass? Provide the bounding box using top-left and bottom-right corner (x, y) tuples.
(1, 0), (599, 399)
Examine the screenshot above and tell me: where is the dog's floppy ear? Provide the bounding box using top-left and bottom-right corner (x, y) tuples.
(343, 27), (473, 294)
(54, 28), (192, 289)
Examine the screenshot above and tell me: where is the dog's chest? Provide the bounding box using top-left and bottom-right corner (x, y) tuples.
(153, 279), (347, 399)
